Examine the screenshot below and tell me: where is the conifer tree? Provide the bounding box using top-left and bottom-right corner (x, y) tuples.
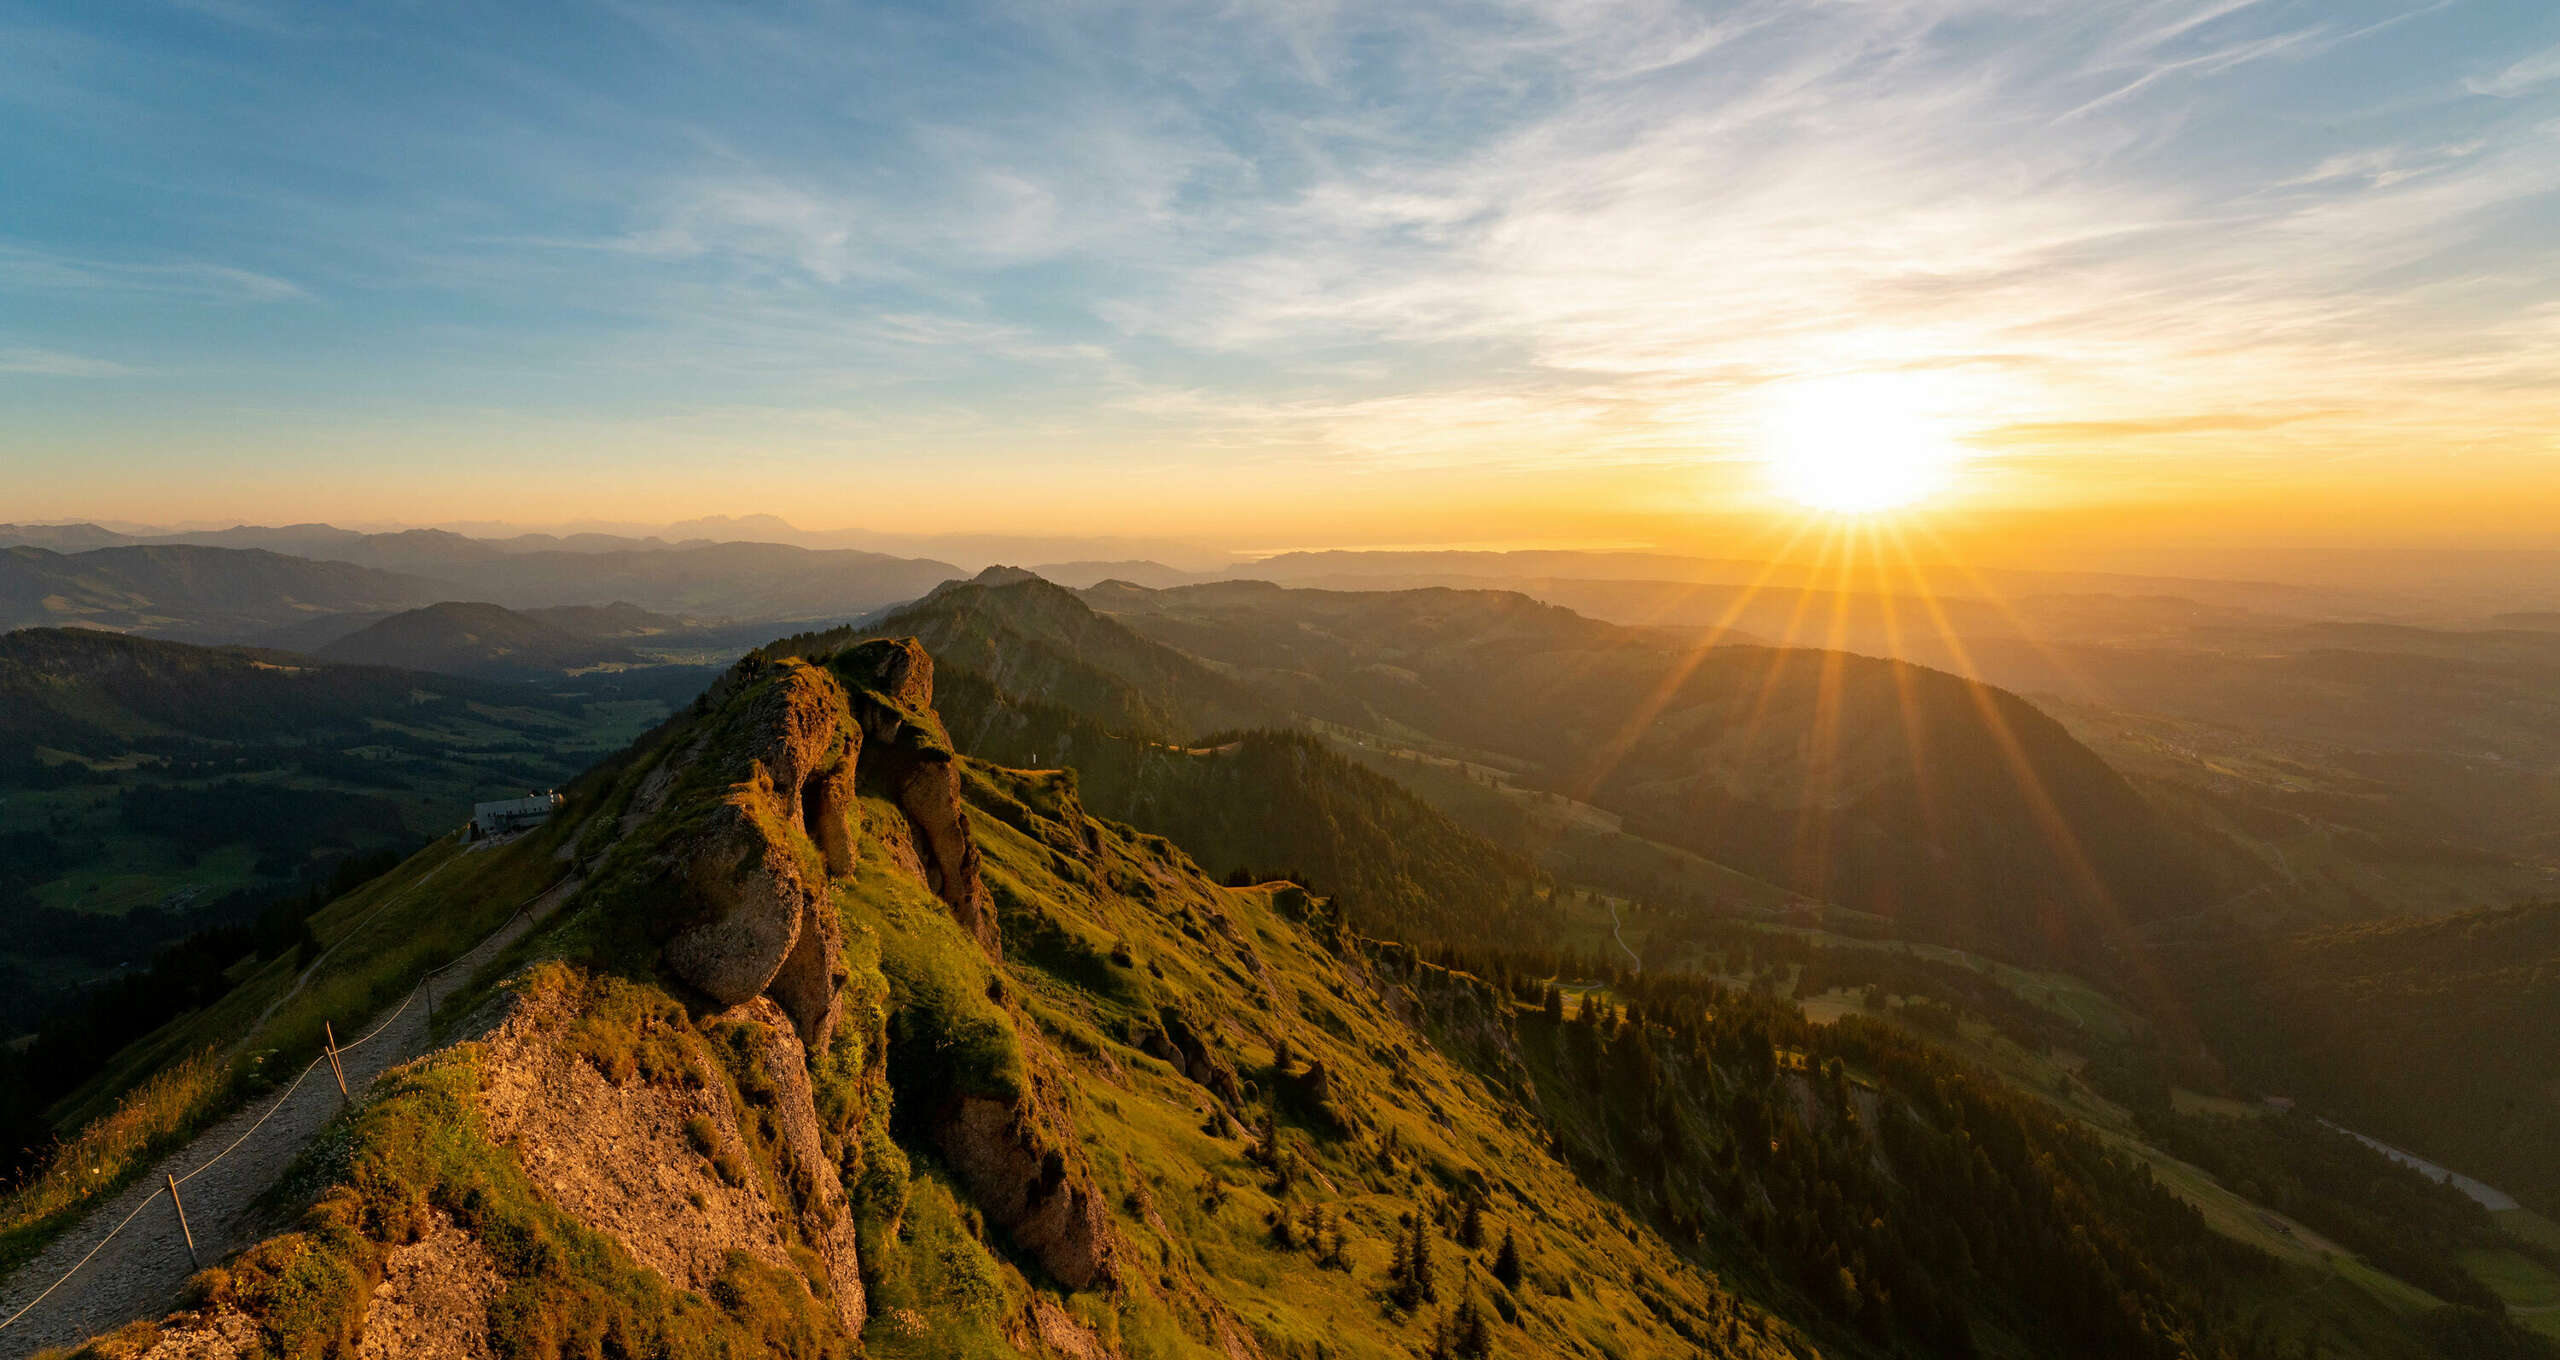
(1452, 1292), (1493, 1359)
(1412, 1214), (1439, 1304)
(1491, 1229), (1523, 1291)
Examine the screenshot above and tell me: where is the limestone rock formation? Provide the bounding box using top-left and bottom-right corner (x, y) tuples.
(939, 1090), (1120, 1291)
(838, 638), (1002, 957)
(658, 658), (860, 1050)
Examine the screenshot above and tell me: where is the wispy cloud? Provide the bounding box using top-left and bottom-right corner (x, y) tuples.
(0, 346), (134, 377)
(2468, 42), (2560, 98)
(0, 243), (306, 302)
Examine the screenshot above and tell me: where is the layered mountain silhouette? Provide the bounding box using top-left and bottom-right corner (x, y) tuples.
(313, 601), (643, 680)
(770, 574), (1553, 950)
(883, 574), (2238, 971)
(1, 539), (962, 640)
(0, 545), (445, 641)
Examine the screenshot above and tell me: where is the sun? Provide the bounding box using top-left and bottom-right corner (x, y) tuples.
(1759, 374), (1966, 514)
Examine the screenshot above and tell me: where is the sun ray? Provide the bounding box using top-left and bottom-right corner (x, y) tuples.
(1865, 521), (1955, 867)
(1898, 518), (2115, 707)
(1559, 514), (1827, 804)
(1872, 529), (2120, 955)
(1786, 520), (1871, 904)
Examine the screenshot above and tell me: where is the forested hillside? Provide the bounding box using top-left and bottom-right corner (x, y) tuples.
(2166, 902), (2560, 1218)
(0, 629), (676, 1034)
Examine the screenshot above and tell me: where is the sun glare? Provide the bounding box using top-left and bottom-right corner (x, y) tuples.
(1760, 375), (1966, 514)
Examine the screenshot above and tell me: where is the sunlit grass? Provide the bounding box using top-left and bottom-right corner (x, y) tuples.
(0, 817), (582, 1281)
(0, 1050), (227, 1275)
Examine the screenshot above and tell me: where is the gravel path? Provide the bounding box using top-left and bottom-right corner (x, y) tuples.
(1606, 898), (1641, 973)
(0, 871), (576, 1357)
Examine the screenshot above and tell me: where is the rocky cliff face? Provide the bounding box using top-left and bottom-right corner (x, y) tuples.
(476, 975), (867, 1336)
(840, 641), (1003, 957)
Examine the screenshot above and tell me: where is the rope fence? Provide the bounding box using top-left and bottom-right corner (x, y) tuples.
(0, 882), (559, 1337)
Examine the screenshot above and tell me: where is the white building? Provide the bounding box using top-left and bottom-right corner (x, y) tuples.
(471, 791), (562, 839)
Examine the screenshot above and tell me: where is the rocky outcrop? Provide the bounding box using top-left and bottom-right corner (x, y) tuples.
(712, 999), (866, 1336)
(662, 794), (823, 1010)
(837, 639), (1002, 958)
(937, 1086), (1118, 1291)
(1145, 1005), (1242, 1107)
(660, 660), (859, 1050)
(477, 978), (866, 1336)
(353, 1211), (502, 1360)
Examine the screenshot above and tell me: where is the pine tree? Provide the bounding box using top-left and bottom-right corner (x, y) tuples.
(1412, 1215), (1439, 1304)
(1458, 1197), (1485, 1250)
(1491, 1229), (1522, 1291)
(1389, 1212), (1439, 1310)
(1452, 1292), (1493, 1359)
(1389, 1227), (1416, 1308)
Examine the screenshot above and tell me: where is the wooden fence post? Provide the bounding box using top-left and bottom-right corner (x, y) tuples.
(167, 1174), (199, 1270)
(324, 1022), (349, 1102)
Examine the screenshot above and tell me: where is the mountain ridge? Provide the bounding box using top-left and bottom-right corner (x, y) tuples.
(313, 601), (644, 680)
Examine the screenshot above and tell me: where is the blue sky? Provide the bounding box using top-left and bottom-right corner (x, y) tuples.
(4, 0), (2558, 547)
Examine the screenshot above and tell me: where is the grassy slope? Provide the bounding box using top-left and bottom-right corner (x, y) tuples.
(949, 762), (1797, 1359)
(0, 785), (600, 1276)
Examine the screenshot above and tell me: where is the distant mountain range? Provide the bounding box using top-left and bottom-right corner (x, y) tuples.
(0, 537), (959, 640)
(0, 545), (448, 642)
(312, 602), (646, 680)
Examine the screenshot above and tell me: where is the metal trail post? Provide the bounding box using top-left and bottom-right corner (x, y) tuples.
(324, 1022), (349, 1102)
(166, 1174), (199, 1270)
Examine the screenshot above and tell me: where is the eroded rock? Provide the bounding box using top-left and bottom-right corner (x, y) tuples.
(477, 980), (864, 1336)
(938, 1093), (1118, 1290)
(712, 998), (867, 1336)
(838, 639), (1002, 958)
(662, 794), (820, 1009)
(660, 661), (861, 1047)
(354, 1210), (502, 1360)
